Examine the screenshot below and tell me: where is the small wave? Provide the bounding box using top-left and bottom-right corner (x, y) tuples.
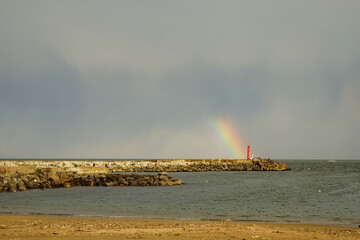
(0, 211), (74, 217)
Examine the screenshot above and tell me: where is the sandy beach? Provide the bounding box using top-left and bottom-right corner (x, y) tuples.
(0, 215), (359, 240)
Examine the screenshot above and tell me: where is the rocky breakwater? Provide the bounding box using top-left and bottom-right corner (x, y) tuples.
(0, 158), (290, 173)
(0, 169), (182, 193)
(111, 158), (291, 172)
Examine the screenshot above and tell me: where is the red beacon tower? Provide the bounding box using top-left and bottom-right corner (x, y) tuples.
(247, 145), (250, 160)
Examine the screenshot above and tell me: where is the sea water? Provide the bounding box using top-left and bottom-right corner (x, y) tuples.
(0, 160), (359, 227)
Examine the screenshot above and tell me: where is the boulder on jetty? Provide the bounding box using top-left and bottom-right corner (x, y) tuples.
(0, 170), (183, 193)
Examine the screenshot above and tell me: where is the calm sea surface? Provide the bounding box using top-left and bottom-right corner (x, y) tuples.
(0, 160), (359, 226)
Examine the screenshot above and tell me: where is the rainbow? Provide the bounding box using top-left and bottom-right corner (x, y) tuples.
(210, 117), (245, 159)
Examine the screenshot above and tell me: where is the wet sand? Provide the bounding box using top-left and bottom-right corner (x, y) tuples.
(0, 215), (359, 239)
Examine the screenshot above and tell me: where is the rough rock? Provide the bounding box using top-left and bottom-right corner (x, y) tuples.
(0, 158), (290, 173)
(0, 158), (291, 193)
(0, 171), (183, 193)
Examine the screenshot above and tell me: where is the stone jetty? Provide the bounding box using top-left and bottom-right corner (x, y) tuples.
(0, 170), (182, 193)
(1, 158), (290, 173)
(0, 158), (290, 192)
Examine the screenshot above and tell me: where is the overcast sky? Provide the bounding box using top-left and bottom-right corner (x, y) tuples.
(1, 1), (359, 159)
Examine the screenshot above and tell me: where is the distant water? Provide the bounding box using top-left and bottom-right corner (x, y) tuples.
(0, 160), (359, 227)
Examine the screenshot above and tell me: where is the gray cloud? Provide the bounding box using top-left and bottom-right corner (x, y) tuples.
(0, 1), (359, 159)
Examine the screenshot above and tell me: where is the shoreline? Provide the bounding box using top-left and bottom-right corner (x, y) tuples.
(0, 214), (359, 240)
(0, 212), (357, 228)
